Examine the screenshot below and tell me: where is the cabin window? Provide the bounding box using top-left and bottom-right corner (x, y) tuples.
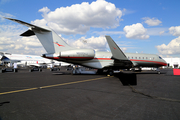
(139, 57), (141, 59)
(146, 57), (148, 59)
(142, 57), (144, 59)
(132, 57), (133, 59)
(135, 57), (137, 59)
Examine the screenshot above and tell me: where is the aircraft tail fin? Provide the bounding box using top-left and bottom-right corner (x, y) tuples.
(105, 36), (128, 60)
(5, 17), (73, 54)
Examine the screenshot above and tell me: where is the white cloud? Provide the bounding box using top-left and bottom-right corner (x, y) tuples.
(123, 23), (149, 39)
(0, 12), (14, 21)
(31, 19), (47, 27)
(0, 22), (110, 54)
(39, 7), (50, 15)
(71, 36), (108, 51)
(169, 26), (180, 36)
(121, 47), (127, 52)
(20, 37), (42, 48)
(122, 8), (135, 15)
(146, 28), (169, 36)
(14, 44), (23, 50)
(142, 17), (162, 26)
(159, 31), (164, 35)
(93, 31), (125, 36)
(0, 24), (45, 55)
(67, 35), (129, 52)
(32, 0), (122, 35)
(156, 36), (180, 55)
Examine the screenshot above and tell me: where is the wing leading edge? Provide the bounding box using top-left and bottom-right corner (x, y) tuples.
(105, 36), (128, 60)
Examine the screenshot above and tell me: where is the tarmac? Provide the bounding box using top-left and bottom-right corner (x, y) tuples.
(0, 68), (180, 120)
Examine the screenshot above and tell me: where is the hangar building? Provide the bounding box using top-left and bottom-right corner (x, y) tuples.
(164, 58), (180, 68)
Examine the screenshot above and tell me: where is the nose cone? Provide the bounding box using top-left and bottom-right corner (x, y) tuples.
(162, 59), (167, 66)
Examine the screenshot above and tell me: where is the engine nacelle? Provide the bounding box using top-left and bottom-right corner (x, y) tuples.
(60, 49), (95, 60)
(42, 53), (60, 58)
(43, 49), (95, 61)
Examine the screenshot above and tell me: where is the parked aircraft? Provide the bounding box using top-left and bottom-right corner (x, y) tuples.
(5, 18), (167, 75)
(0, 52), (69, 67)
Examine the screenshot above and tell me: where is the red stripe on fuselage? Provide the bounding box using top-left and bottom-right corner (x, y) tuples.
(94, 58), (112, 60)
(44, 57), (167, 66)
(45, 57), (94, 59)
(130, 59), (167, 66)
(60, 57), (94, 59)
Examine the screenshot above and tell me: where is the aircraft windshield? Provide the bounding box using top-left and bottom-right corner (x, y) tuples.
(5, 53), (11, 55)
(159, 56), (162, 59)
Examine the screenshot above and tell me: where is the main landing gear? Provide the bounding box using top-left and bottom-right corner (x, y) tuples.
(156, 68), (161, 74)
(96, 69), (114, 76)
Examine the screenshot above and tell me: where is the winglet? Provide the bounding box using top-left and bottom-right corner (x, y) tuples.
(105, 36), (128, 60)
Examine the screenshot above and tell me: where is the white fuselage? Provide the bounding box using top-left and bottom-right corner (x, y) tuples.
(4, 18), (167, 70)
(45, 51), (167, 69)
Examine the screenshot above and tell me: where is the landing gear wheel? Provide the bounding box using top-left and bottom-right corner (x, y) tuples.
(108, 71), (113, 76)
(107, 70), (113, 76)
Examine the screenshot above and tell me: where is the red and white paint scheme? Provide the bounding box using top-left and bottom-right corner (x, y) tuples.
(6, 18), (167, 74)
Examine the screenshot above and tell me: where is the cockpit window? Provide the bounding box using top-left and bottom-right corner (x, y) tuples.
(159, 56), (162, 59)
(5, 53), (11, 55)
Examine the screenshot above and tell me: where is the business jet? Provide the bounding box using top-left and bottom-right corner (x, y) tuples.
(0, 52), (69, 68)
(5, 18), (167, 75)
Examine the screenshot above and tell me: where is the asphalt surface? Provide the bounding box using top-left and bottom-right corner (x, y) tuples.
(0, 68), (180, 120)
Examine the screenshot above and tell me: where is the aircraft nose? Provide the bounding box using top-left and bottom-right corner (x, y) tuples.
(162, 59), (167, 66)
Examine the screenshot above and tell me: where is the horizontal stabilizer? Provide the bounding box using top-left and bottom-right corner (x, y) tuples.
(20, 29), (35, 36)
(4, 17), (51, 32)
(105, 36), (128, 60)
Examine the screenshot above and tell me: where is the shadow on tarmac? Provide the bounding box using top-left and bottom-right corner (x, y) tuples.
(114, 72), (137, 86)
(0, 101), (10, 106)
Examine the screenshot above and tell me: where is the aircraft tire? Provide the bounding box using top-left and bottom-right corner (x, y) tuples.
(108, 71), (113, 76)
(107, 69), (113, 76)
(14, 69), (18, 73)
(71, 70), (74, 75)
(0, 69), (4, 73)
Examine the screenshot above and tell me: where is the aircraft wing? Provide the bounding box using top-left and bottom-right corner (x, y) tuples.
(105, 36), (132, 68)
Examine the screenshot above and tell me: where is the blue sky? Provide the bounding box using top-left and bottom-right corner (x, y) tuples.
(0, 0), (180, 57)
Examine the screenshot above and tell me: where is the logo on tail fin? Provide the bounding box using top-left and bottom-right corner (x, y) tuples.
(53, 42), (65, 47)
